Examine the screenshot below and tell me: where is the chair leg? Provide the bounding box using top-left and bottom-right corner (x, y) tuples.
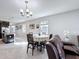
(27, 44), (29, 53)
(40, 45), (42, 52)
(37, 45), (39, 50)
(32, 46), (35, 56)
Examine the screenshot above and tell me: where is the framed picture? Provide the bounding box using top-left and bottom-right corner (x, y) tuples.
(16, 25), (22, 30)
(29, 24), (35, 29)
(36, 24), (40, 29)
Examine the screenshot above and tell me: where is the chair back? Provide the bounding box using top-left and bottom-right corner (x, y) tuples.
(50, 35), (65, 59)
(49, 34), (53, 39)
(27, 34), (34, 43)
(46, 42), (59, 59)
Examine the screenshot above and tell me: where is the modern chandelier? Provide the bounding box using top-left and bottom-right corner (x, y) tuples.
(20, 0), (32, 17)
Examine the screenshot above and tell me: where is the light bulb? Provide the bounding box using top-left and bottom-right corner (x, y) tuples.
(26, 9), (30, 12)
(26, 14), (29, 17)
(20, 9), (24, 13)
(21, 12), (24, 16)
(20, 9), (24, 16)
(30, 11), (32, 14)
(29, 11), (32, 16)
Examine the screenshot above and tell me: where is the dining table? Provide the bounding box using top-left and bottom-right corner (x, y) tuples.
(33, 35), (49, 42)
(33, 35), (49, 51)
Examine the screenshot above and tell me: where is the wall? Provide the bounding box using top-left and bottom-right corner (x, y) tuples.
(15, 17), (48, 33)
(15, 19), (48, 39)
(15, 9), (79, 46)
(48, 10), (79, 46)
(19, 10), (79, 35)
(49, 10), (79, 36)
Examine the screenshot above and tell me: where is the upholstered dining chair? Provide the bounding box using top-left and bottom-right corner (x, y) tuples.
(27, 33), (37, 55)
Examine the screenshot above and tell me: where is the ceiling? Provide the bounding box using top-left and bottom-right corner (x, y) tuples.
(0, 0), (79, 23)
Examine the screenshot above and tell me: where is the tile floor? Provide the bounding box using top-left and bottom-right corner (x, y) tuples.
(0, 37), (48, 59)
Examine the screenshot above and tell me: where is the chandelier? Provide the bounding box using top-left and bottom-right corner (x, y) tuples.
(20, 0), (32, 17)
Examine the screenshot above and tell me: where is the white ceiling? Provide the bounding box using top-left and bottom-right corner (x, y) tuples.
(0, 0), (79, 23)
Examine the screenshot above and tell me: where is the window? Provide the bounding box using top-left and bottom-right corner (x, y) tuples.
(40, 21), (48, 35)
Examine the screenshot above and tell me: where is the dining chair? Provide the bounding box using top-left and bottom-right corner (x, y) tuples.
(39, 41), (46, 51)
(27, 33), (37, 55)
(49, 34), (53, 39)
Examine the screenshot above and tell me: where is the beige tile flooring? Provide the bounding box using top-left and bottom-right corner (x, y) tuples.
(0, 38), (48, 59)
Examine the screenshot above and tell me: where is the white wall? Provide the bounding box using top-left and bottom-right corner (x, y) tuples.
(48, 10), (79, 46)
(15, 17), (48, 35)
(15, 10), (79, 46)
(24, 10), (79, 36)
(49, 10), (79, 36)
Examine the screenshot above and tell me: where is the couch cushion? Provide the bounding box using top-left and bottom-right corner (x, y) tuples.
(64, 45), (79, 55)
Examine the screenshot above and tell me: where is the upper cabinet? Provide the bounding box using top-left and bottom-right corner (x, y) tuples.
(0, 21), (9, 27)
(0, 21), (9, 38)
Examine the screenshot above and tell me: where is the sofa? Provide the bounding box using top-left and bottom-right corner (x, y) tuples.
(46, 35), (79, 59)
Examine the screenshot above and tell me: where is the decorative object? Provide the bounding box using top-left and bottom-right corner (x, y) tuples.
(29, 24), (35, 29)
(20, 0), (32, 17)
